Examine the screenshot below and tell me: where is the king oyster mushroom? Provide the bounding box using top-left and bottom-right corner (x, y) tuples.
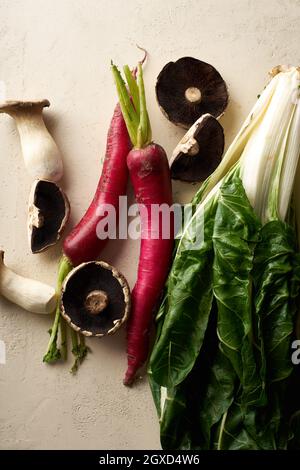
(0, 99), (69, 252)
(28, 180), (70, 253)
(61, 261), (131, 337)
(0, 250), (56, 314)
(0, 99), (63, 181)
(170, 114), (225, 182)
(156, 57), (229, 129)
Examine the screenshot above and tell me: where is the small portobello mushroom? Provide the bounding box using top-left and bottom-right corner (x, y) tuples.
(28, 180), (70, 253)
(156, 57), (228, 129)
(170, 114), (225, 182)
(61, 261), (131, 337)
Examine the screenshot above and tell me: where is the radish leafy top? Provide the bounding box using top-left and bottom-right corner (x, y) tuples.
(112, 62), (152, 148)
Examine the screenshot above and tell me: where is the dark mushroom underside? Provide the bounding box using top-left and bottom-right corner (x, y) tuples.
(62, 263), (127, 336)
(156, 57), (228, 128)
(31, 180), (68, 253)
(171, 116), (225, 182)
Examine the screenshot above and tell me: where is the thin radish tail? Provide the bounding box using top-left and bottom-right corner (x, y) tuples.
(123, 301), (151, 386)
(132, 46), (148, 78)
(123, 362), (139, 386)
(123, 338), (150, 386)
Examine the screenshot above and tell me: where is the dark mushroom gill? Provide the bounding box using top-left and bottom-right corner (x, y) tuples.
(30, 180), (69, 253)
(156, 57), (228, 128)
(62, 262), (130, 336)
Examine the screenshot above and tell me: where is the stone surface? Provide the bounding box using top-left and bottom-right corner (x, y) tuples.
(0, 0), (300, 450)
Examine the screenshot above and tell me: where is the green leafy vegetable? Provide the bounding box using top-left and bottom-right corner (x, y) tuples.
(150, 305), (237, 450)
(150, 192), (218, 388)
(253, 222), (300, 383)
(212, 172), (265, 407)
(149, 66), (300, 450)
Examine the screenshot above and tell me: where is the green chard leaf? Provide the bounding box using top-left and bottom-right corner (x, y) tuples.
(198, 348), (236, 449)
(213, 401), (261, 450)
(286, 366), (300, 449)
(253, 221), (300, 383)
(149, 192), (218, 388)
(152, 181), (212, 330)
(150, 305), (237, 450)
(251, 221), (300, 447)
(216, 220), (300, 451)
(212, 173), (265, 407)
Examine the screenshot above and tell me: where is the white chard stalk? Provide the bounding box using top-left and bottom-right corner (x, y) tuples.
(278, 96), (300, 220)
(201, 71), (279, 201)
(240, 66), (300, 223)
(0, 251), (56, 314)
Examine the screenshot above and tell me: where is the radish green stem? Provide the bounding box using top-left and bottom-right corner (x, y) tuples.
(60, 317), (68, 361)
(43, 256), (73, 363)
(123, 65), (140, 115)
(71, 329), (78, 350)
(70, 329), (79, 374)
(111, 64), (138, 146)
(112, 60), (152, 149)
(70, 330), (89, 374)
(137, 62), (151, 147)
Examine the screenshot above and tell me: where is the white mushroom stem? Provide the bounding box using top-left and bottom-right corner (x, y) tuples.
(0, 100), (63, 182)
(85, 290), (109, 315)
(185, 86), (202, 104)
(28, 204), (44, 229)
(176, 137), (200, 156)
(0, 251), (56, 314)
(170, 114), (212, 168)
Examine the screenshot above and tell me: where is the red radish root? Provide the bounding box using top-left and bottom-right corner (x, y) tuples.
(125, 144), (173, 385)
(112, 62), (174, 385)
(63, 104), (131, 266)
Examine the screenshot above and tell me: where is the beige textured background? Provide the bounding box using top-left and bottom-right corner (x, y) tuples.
(0, 0), (299, 450)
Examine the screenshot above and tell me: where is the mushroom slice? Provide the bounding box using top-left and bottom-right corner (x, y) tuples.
(156, 57), (229, 129)
(170, 114), (225, 182)
(28, 180), (70, 253)
(61, 261), (131, 337)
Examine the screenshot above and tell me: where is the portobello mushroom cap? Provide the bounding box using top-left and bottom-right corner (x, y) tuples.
(156, 57), (228, 128)
(61, 261), (131, 337)
(28, 180), (70, 253)
(170, 114), (225, 182)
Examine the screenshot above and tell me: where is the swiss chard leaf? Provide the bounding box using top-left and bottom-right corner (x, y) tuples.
(214, 401), (261, 450)
(152, 173), (220, 328)
(253, 221), (300, 383)
(286, 365), (300, 449)
(149, 193), (218, 388)
(212, 173), (265, 407)
(150, 304), (237, 450)
(251, 221), (300, 447)
(198, 347), (236, 449)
